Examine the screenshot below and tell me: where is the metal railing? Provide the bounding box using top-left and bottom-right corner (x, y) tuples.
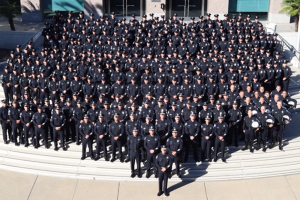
(265, 27), (300, 60)
(0, 27), (43, 72)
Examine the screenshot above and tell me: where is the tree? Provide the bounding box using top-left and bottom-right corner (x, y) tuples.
(280, 0), (300, 32)
(0, 0), (21, 31)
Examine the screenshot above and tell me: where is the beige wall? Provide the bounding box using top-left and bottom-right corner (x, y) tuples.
(21, 0), (41, 13)
(207, 0), (229, 19)
(268, 0), (290, 23)
(85, 0), (104, 17)
(146, 0), (166, 17)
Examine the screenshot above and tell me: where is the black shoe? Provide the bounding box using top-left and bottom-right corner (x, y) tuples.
(137, 173), (142, 178)
(242, 147), (248, 151)
(263, 146), (267, 152)
(165, 191), (170, 196)
(168, 174), (172, 179)
(124, 158), (130, 163)
(269, 143), (275, 149)
(222, 158), (226, 162)
(81, 156), (86, 160)
(25, 144), (29, 147)
(110, 158), (116, 162)
(131, 173), (135, 178)
(141, 158), (146, 162)
(208, 158), (212, 162)
(155, 173), (158, 178)
(146, 171), (150, 178)
(94, 155), (99, 161)
(34, 145), (38, 149)
(120, 158), (124, 163)
(213, 158), (217, 162)
(76, 142), (80, 145)
(63, 147), (67, 151)
(105, 156), (109, 161)
(195, 159), (200, 162)
(4, 141), (8, 144)
(235, 143), (239, 147)
(279, 146), (283, 150)
(250, 148), (254, 153)
(15, 143), (19, 146)
(177, 173), (182, 178)
(256, 145), (260, 150)
(157, 192), (163, 196)
(54, 147), (58, 151)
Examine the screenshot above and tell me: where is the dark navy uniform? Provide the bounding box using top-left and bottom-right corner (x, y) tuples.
(166, 134), (183, 177)
(127, 133), (143, 177)
(109, 119), (125, 161)
(20, 107), (34, 146)
(201, 122), (214, 161)
(32, 108), (48, 148)
(144, 131), (161, 177)
(50, 109), (66, 150)
(184, 117), (200, 162)
(79, 120), (94, 159)
(213, 120), (228, 161)
(8, 103), (22, 145)
(94, 118), (108, 160)
(156, 149), (173, 196)
(0, 102), (11, 143)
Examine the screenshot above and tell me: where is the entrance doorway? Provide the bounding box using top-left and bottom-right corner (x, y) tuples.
(104, 0), (145, 17)
(166, 0), (206, 18)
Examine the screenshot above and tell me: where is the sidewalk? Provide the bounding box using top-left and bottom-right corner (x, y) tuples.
(1, 170), (299, 200)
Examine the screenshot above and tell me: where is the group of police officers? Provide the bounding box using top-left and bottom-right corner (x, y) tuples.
(0, 10), (296, 196)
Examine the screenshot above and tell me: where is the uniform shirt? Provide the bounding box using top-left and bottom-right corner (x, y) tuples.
(201, 123), (214, 138)
(214, 122), (228, 137)
(32, 111), (48, 127)
(243, 116), (260, 130)
(127, 135), (143, 151)
(166, 136), (183, 154)
(109, 121), (125, 138)
(94, 120), (108, 137)
(144, 134), (161, 153)
(20, 110), (34, 124)
(156, 153), (173, 170)
(184, 120), (200, 137)
(79, 122), (93, 137)
(50, 113), (66, 128)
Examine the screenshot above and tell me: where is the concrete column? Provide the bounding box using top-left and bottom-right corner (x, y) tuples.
(21, 0), (43, 22)
(146, 0), (166, 18)
(269, 0), (290, 23)
(207, 0), (229, 20)
(84, 0), (104, 19)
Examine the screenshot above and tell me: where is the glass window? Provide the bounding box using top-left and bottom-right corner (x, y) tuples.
(43, 0), (84, 19)
(229, 0), (270, 13)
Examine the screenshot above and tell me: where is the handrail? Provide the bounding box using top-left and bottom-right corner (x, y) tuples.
(265, 27), (300, 59)
(20, 27), (44, 50)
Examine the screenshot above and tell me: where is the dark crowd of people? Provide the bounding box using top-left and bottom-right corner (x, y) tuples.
(0, 10), (297, 195)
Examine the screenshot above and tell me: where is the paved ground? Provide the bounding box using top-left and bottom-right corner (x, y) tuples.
(0, 170), (299, 200)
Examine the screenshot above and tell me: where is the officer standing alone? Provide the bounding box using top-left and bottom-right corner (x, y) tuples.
(156, 145), (172, 197)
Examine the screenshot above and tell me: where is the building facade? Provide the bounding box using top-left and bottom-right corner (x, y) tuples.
(20, 0), (290, 23)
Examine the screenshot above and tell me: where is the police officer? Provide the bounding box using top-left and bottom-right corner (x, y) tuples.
(94, 113), (109, 161)
(109, 114), (124, 162)
(9, 101), (22, 146)
(73, 100), (85, 145)
(227, 101), (243, 147)
(127, 127), (143, 178)
(271, 101), (291, 150)
(201, 116), (214, 162)
(242, 109), (260, 152)
(80, 114), (94, 159)
(257, 106), (274, 152)
(184, 112), (200, 162)
(0, 100), (11, 144)
(51, 106), (67, 151)
(213, 115), (228, 162)
(166, 128), (183, 178)
(20, 103), (34, 147)
(32, 105), (48, 148)
(144, 125), (161, 178)
(156, 146), (172, 197)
